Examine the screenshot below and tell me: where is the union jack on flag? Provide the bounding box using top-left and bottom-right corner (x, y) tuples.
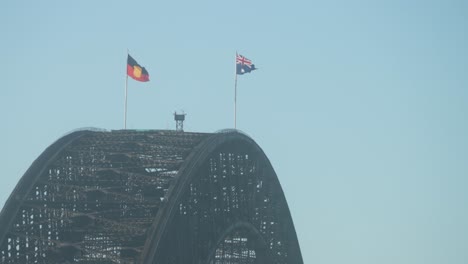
(236, 53), (256, 75)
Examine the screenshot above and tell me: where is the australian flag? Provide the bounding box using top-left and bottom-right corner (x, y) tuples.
(236, 53), (256, 75)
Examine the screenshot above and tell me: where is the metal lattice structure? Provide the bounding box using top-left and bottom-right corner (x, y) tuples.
(0, 129), (303, 263)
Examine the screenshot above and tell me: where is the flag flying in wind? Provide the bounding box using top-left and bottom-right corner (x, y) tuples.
(236, 53), (256, 75)
(127, 54), (150, 82)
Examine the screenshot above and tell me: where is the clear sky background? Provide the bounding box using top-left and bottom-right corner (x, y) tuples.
(1, 1), (468, 263)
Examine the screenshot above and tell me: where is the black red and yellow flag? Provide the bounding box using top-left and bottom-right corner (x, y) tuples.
(127, 55), (150, 82)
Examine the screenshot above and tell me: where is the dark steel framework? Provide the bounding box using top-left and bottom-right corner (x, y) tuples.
(0, 129), (303, 263)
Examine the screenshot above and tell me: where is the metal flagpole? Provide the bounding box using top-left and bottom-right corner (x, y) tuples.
(124, 49), (129, 129)
(234, 52), (238, 129)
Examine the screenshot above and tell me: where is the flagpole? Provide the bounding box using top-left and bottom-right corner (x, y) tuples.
(124, 49), (129, 129)
(234, 52), (238, 129)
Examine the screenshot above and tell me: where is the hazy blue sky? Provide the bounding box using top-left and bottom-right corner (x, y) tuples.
(1, 1), (468, 263)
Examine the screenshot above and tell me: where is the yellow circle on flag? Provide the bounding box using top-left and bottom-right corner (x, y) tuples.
(133, 66), (142, 78)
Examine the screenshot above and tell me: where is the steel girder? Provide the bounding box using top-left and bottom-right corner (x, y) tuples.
(0, 129), (303, 263)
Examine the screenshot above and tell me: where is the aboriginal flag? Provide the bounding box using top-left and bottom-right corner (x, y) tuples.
(127, 54), (150, 82)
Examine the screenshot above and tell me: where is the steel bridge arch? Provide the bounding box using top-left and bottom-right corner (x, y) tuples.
(0, 129), (303, 264)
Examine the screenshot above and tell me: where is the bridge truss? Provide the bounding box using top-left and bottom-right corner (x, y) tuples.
(0, 129), (303, 263)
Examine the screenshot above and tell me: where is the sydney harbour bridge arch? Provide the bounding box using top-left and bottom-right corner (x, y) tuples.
(0, 129), (303, 263)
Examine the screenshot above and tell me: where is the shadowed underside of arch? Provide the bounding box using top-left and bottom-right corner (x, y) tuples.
(0, 129), (303, 263)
